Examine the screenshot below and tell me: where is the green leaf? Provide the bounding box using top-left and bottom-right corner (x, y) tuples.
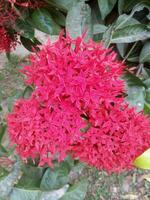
(66, 1), (92, 41)
(22, 86), (33, 99)
(116, 43), (127, 58)
(15, 19), (34, 39)
(20, 36), (41, 52)
(115, 14), (140, 30)
(98, 0), (117, 20)
(123, 72), (146, 88)
(10, 188), (42, 200)
(140, 42), (150, 63)
(93, 24), (107, 34)
(124, 72), (146, 111)
(16, 165), (44, 189)
(60, 179), (88, 200)
(134, 148), (150, 169)
(118, 0), (125, 15)
(126, 86), (145, 112)
(49, 8), (66, 27)
(7, 91), (22, 112)
(111, 24), (150, 43)
(0, 167), (9, 181)
(144, 102), (150, 115)
(103, 24), (114, 48)
(40, 162), (70, 191)
(32, 9), (61, 35)
(0, 124), (6, 143)
(44, 0), (77, 12)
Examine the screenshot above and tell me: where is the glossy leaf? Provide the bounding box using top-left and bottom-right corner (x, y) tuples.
(134, 148), (150, 169)
(32, 9), (61, 35)
(10, 188), (42, 200)
(16, 165), (44, 189)
(60, 179), (88, 200)
(20, 36), (41, 52)
(15, 19), (34, 39)
(22, 86), (33, 99)
(115, 14), (140, 30)
(44, 0), (77, 12)
(112, 24), (150, 43)
(98, 0), (117, 20)
(140, 42), (150, 63)
(66, 1), (92, 41)
(0, 124), (6, 143)
(49, 8), (66, 27)
(118, 0), (125, 15)
(40, 162), (70, 191)
(93, 24), (107, 34)
(123, 72), (146, 88)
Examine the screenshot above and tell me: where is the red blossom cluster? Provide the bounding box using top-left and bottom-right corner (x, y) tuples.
(0, 27), (18, 52)
(8, 0), (44, 8)
(7, 34), (150, 173)
(0, 0), (19, 52)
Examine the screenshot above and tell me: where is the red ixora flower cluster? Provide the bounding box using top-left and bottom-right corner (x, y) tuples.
(0, 27), (18, 53)
(7, 33), (150, 173)
(8, 0), (44, 8)
(0, 0), (19, 52)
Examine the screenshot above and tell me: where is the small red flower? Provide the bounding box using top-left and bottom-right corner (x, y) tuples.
(0, 27), (18, 52)
(8, 0), (44, 8)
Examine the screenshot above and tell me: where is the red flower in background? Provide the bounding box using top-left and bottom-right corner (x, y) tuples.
(0, 0), (18, 28)
(8, 0), (44, 8)
(7, 33), (150, 173)
(0, 27), (18, 52)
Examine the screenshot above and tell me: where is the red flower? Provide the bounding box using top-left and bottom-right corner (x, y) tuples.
(8, 0), (44, 8)
(22, 34), (125, 113)
(0, 27), (18, 52)
(7, 33), (150, 173)
(0, 0), (18, 28)
(71, 103), (150, 173)
(7, 97), (85, 166)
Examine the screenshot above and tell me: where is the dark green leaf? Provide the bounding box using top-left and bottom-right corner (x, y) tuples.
(116, 43), (127, 58)
(93, 24), (107, 34)
(40, 162), (70, 191)
(60, 179), (88, 200)
(0, 105), (2, 112)
(15, 19), (34, 39)
(20, 36), (41, 52)
(16, 165), (44, 189)
(7, 91), (22, 112)
(48, 9), (66, 27)
(0, 167), (9, 181)
(66, 1), (92, 41)
(22, 86), (33, 99)
(111, 24), (150, 43)
(123, 72), (146, 87)
(140, 42), (150, 63)
(103, 24), (115, 48)
(44, 0), (77, 12)
(118, 0), (125, 15)
(115, 14), (140, 30)
(0, 124), (6, 143)
(144, 102), (150, 115)
(98, 0), (117, 20)
(32, 9), (61, 35)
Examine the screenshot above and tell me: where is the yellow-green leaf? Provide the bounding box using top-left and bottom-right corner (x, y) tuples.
(134, 149), (150, 169)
